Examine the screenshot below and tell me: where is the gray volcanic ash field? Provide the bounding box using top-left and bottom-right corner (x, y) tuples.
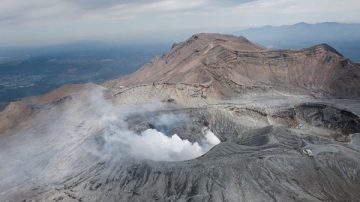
(1, 33), (360, 202)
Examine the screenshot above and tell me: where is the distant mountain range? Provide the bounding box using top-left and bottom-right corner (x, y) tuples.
(236, 22), (360, 62)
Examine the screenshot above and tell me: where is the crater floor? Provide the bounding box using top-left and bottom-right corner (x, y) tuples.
(1, 87), (360, 202)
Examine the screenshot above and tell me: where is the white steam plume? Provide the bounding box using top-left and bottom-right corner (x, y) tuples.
(102, 125), (220, 161)
(0, 87), (221, 195)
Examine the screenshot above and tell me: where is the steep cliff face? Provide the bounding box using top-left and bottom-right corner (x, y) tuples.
(106, 33), (360, 99)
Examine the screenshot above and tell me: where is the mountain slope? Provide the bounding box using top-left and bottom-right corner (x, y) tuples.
(106, 33), (360, 99)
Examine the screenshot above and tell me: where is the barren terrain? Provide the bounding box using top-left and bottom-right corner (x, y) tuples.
(0, 34), (360, 202)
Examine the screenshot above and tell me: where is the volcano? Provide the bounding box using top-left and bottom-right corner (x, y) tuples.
(1, 34), (360, 202)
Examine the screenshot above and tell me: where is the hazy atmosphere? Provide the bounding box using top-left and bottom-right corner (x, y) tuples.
(1, 1), (360, 201)
(1, 0), (360, 46)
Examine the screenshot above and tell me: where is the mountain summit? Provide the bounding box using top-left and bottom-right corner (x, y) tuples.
(107, 33), (360, 99)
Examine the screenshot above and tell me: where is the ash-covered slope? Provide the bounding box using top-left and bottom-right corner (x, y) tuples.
(106, 33), (360, 98)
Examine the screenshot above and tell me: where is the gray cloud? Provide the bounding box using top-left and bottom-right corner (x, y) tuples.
(65, 0), (257, 9)
(0, 0), (258, 25)
(0, 0), (359, 46)
(64, 0), (156, 9)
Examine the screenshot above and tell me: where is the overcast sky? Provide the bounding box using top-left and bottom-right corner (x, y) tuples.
(1, 0), (359, 46)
